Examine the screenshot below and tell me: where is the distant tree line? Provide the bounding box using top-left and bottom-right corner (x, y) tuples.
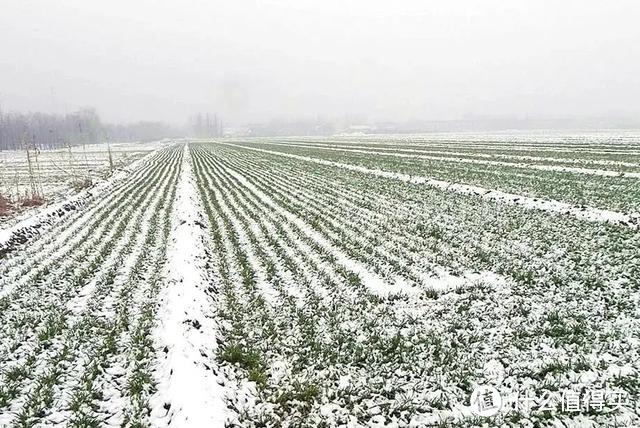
(0, 108), (180, 151)
(188, 113), (223, 138)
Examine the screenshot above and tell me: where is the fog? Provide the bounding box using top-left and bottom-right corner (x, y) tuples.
(1, 0), (639, 126)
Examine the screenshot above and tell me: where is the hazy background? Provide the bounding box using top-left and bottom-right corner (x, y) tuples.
(1, 0), (639, 127)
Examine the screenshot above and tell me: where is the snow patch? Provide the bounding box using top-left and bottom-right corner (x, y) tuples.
(149, 144), (229, 427)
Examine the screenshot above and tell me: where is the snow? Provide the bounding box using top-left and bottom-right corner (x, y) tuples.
(266, 140), (640, 169)
(149, 144), (229, 427)
(0, 143), (165, 258)
(265, 142), (640, 178)
(220, 160), (418, 297)
(1, 135), (639, 427)
(222, 142), (638, 228)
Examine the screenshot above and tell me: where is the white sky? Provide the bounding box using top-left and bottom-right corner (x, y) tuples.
(1, 0), (639, 125)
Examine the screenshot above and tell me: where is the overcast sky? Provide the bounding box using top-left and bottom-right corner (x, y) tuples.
(1, 0), (639, 125)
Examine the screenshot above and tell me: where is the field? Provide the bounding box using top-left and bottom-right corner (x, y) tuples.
(0, 133), (639, 427)
(0, 142), (165, 222)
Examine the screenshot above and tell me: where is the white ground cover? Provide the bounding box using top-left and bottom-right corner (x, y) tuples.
(220, 142), (639, 227)
(0, 133), (638, 427)
(0, 143), (181, 426)
(0, 140), (170, 224)
(150, 145), (229, 427)
(256, 141), (640, 178)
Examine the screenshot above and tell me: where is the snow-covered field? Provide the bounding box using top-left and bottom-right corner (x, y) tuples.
(0, 141), (169, 223)
(0, 133), (639, 427)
